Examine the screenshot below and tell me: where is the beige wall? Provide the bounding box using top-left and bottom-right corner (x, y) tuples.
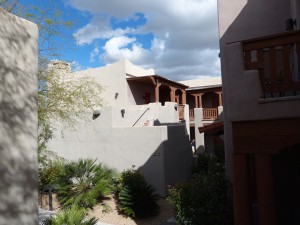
(0, 9), (38, 225)
(218, 0), (300, 176)
(49, 102), (193, 196)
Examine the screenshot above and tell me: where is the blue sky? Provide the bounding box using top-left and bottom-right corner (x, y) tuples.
(23, 0), (220, 81)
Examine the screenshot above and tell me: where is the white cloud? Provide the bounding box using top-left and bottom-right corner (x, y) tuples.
(101, 36), (149, 63)
(71, 61), (83, 71)
(66, 0), (220, 80)
(90, 47), (100, 63)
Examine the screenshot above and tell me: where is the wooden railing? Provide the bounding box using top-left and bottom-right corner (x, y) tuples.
(242, 30), (300, 98)
(203, 108), (218, 120)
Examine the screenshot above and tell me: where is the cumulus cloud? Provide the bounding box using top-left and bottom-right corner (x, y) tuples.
(66, 0), (220, 80)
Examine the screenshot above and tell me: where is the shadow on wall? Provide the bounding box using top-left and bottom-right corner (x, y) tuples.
(137, 123), (193, 197)
(0, 9), (38, 224)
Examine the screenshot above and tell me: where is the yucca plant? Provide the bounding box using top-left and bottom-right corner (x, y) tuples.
(116, 168), (159, 218)
(44, 205), (98, 225)
(56, 159), (117, 208)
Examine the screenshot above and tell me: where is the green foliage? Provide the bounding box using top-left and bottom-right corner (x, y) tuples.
(168, 146), (233, 225)
(44, 204), (98, 225)
(39, 157), (65, 188)
(56, 159), (116, 209)
(115, 168), (159, 218)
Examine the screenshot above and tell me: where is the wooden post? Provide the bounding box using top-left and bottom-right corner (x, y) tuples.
(155, 83), (161, 102)
(193, 95), (198, 108)
(170, 87), (176, 102)
(232, 154), (252, 225)
(182, 90), (186, 104)
(199, 93), (203, 108)
(217, 92), (223, 106)
(255, 154), (277, 225)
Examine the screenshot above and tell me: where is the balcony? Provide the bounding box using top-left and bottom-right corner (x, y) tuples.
(203, 108), (219, 120)
(189, 107), (219, 121)
(242, 30), (300, 98)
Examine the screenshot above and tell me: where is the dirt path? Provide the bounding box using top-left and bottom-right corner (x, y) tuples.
(88, 197), (175, 225)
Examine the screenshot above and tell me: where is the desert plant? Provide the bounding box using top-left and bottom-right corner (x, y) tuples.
(168, 148), (233, 225)
(115, 168), (159, 218)
(56, 159), (117, 208)
(39, 157), (65, 188)
(44, 204), (98, 225)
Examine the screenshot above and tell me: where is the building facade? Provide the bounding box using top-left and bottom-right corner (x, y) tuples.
(48, 59), (193, 197)
(218, 1), (300, 225)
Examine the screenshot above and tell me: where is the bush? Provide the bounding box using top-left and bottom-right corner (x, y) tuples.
(44, 204), (98, 225)
(115, 168), (159, 218)
(168, 148), (233, 225)
(39, 157), (65, 188)
(56, 159), (117, 208)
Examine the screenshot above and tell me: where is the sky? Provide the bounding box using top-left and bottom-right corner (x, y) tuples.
(25, 0), (220, 81)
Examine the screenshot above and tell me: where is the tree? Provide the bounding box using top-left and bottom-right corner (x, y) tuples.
(1, 1), (105, 158)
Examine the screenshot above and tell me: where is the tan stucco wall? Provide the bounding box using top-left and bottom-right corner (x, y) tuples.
(49, 103), (192, 196)
(218, 0), (300, 177)
(0, 8), (38, 225)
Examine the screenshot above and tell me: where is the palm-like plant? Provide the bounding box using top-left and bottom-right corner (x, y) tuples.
(44, 205), (98, 225)
(116, 169), (159, 218)
(56, 159), (116, 208)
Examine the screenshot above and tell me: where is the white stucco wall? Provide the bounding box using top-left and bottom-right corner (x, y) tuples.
(70, 59), (154, 108)
(126, 81), (155, 105)
(0, 8), (38, 225)
(49, 102), (193, 196)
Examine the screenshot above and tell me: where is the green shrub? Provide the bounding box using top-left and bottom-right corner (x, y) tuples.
(39, 158), (65, 188)
(56, 159), (117, 208)
(115, 168), (159, 218)
(168, 150), (233, 225)
(44, 204), (98, 225)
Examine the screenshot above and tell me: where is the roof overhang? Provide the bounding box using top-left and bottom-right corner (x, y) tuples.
(127, 75), (188, 89)
(198, 122), (224, 134)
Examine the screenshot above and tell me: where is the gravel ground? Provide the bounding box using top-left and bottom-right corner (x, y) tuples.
(88, 197), (175, 225)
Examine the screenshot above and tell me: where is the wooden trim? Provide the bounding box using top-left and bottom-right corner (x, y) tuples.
(232, 118), (300, 154)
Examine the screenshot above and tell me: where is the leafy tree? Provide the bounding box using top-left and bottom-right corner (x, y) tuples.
(1, 1), (104, 160)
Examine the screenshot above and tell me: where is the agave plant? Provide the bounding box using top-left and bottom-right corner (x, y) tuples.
(44, 205), (98, 225)
(116, 169), (159, 218)
(56, 158), (116, 208)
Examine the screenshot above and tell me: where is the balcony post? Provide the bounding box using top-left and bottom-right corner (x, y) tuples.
(155, 82), (161, 102)
(199, 93), (203, 108)
(182, 90), (186, 104)
(217, 91), (223, 106)
(170, 87), (176, 103)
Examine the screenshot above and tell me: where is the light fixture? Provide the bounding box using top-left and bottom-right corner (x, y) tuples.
(121, 109), (125, 117)
(92, 110), (100, 120)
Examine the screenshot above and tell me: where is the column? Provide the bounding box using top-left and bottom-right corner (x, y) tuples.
(170, 87), (176, 102)
(193, 94), (198, 108)
(232, 154), (252, 225)
(217, 92), (223, 106)
(255, 154), (277, 225)
(182, 90), (186, 104)
(155, 83), (161, 102)
(199, 93), (203, 108)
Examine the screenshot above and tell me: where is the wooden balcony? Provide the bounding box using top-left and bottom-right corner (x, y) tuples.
(242, 30), (300, 98)
(203, 108), (219, 120)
